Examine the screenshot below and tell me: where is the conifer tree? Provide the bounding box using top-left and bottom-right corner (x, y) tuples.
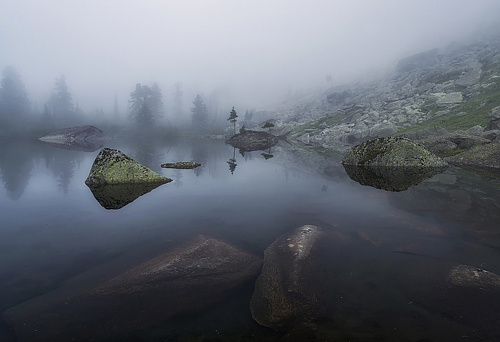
(262, 121), (274, 133)
(129, 83), (154, 127)
(191, 94), (208, 131)
(50, 74), (74, 123)
(172, 82), (183, 119)
(0, 66), (30, 120)
(227, 106), (238, 135)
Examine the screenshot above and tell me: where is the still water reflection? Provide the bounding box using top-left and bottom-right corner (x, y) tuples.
(1, 137), (500, 341)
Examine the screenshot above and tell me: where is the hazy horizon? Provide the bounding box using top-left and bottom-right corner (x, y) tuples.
(2, 0), (500, 118)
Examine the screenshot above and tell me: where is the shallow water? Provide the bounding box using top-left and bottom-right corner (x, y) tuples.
(1, 137), (500, 341)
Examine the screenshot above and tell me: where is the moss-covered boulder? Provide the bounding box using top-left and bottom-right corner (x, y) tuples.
(85, 148), (171, 186)
(446, 142), (500, 168)
(341, 137), (447, 167)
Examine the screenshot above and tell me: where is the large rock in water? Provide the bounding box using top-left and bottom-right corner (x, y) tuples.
(38, 125), (109, 151)
(250, 225), (325, 331)
(3, 235), (262, 342)
(341, 137), (448, 167)
(446, 142), (500, 168)
(85, 148), (171, 186)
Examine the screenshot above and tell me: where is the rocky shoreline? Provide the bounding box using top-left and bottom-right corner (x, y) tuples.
(262, 36), (500, 170)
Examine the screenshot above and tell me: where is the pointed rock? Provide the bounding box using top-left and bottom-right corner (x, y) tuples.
(85, 148), (171, 186)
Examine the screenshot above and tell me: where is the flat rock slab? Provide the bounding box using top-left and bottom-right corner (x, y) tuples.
(38, 125), (109, 152)
(161, 161), (201, 169)
(85, 148), (172, 186)
(3, 235), (262, 342)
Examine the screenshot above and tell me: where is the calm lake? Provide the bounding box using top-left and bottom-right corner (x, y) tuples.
(1, 137), (500, 341)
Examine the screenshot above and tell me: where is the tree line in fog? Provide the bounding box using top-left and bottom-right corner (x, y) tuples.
(0, 65), (254, 137)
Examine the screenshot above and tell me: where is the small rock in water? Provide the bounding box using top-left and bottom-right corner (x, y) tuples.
(161, 161), (201, 169)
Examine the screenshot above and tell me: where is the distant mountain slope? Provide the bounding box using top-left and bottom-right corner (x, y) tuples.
(272, 37), (500, 153)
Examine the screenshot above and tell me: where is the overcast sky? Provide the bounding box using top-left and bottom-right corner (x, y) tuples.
(2, 0), (500, 113)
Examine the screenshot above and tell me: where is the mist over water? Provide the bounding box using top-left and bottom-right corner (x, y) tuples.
(1, 138), (500, 340)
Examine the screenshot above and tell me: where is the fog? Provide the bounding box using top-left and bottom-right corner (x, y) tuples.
(1, 0), (500, 127)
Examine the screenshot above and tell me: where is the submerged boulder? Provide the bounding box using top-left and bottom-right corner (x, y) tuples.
(85, 148), (171, 186)
(3, 235), (262, 342)
(39, 125), (109, 152)
(341, 137), (447, 167)
(227, 130), (278, 152)
(250, 225), (325, 331)
(449, 265), (500, 290)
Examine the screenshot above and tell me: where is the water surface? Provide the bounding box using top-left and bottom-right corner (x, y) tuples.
(1, 137), (500, 341)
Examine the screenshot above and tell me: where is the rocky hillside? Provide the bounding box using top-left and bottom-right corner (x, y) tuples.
(272, 36), (500, 153)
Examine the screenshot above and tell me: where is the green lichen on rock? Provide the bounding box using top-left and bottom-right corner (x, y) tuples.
(342, 137), (448, 167)
(85, 148), (172, 186)
(446, 142), (500, 168)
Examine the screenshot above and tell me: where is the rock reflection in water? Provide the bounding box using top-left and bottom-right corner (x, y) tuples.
(86, 183), (165, 209)
(343, 165), (447, 191)
(40, 140), (106, 152)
